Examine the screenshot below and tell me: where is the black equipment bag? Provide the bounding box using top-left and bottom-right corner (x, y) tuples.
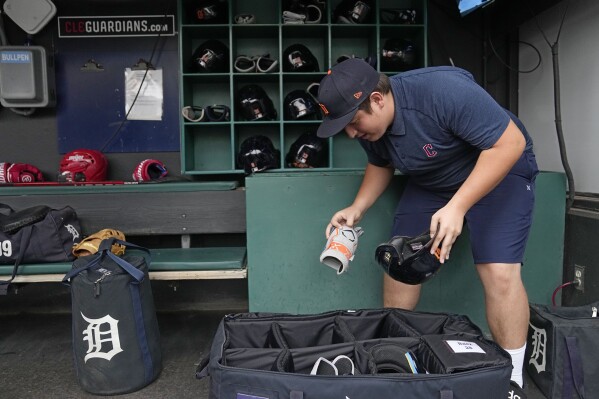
(63, 238), (162, 395)
(526, 302), (599, 399)
(197, 308), (512, 399)
(0, 204), (82, 293)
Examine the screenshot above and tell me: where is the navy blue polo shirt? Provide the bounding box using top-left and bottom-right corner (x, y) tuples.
(359, 66), (533, 191)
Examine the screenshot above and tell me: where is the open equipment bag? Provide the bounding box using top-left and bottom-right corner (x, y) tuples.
(526, 302), (599, 399)
(197, 308), (512, 399)
(63, 238), (162, 395)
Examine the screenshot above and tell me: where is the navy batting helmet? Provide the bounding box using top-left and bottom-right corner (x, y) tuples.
(375, 232), (442, 285)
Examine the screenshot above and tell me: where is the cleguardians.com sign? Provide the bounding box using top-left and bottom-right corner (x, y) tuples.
(58, 15), (175, 38)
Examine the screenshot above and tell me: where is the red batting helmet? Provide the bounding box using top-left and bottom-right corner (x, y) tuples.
(58, 149), (108, 182)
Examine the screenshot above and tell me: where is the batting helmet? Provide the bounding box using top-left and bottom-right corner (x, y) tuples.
(237, 84), (277, 121)
(375, 232), (442, 285)
(285, 132), (328, 168)
(59, 149), (108, 182)
(237, 135), (280, 175)
(191, 39), (229, 73)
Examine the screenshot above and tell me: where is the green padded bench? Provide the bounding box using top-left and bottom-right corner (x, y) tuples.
(0, 181), (247, 283)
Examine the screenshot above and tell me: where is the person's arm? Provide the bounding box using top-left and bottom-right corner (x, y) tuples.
(430, 119), (526, 261)
(326, 162), (394, 236)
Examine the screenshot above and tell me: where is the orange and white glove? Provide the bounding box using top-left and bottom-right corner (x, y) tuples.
(320, 226), (364, 274)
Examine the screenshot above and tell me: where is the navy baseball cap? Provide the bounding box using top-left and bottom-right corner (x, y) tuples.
(316, 58), (379, 138)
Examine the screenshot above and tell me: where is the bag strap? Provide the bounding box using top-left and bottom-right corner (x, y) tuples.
(62, 238), (151, 284)
(101, 238), (155, 382)
(0, 225), (33, 294)
(106, 251), (145, 282)
(128, 278), (156, 383)
(267, 389), (454, 399)
(563, 336), (586, 399)
(62, 253), (102, 283)
(195, 355), (210, 379)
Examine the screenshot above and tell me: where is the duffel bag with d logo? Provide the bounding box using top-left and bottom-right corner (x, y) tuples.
(526, 302), (599, 399)
(63, 238), (162, 395)
(0, 204), (82, 293)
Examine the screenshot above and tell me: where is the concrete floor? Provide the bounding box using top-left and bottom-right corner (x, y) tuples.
(0, 282), (547, 399)
(0, 311), (218, 398)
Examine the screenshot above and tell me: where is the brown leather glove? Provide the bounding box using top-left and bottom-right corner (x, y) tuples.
(72, 229), (126, 257)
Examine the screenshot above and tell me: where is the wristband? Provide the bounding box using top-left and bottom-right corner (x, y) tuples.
(256, 56), (279, 73)
(234, 55), (257, 73)
(204, 105), (231, 122)
(305, 5), (322, 24)
(181, 106), (206, 122)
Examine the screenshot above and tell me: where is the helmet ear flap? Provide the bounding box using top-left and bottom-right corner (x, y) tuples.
(237, 85), (277, 121)
(375, 236), (407, 272)
(285, 132), (328, 168)
(333, 0), (374, 24)
(375, 233), (442, 285)
(283, 90), (319, 120)
(283, 44), (319, 72)
(191, 39), (229, 73)
(237, 135), (280, 175)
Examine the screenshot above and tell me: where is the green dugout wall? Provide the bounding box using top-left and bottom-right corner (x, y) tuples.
(246, 171), (566, 334)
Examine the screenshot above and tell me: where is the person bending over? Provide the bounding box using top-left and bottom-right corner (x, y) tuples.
(317, 59), (538, 397)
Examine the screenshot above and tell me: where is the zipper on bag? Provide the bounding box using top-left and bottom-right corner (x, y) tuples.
(93, 268), (112, 297)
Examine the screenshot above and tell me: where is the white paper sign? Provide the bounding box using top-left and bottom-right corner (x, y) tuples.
(445, 340), (486, 354)
(125, 68), (163, 120)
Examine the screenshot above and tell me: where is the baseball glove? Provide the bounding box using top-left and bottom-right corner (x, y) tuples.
(0, 162), (45, 183)
(72, 229), (126, 258)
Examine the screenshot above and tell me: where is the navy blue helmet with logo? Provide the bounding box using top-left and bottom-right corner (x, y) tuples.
(237, 135), (280, 175)
(236, 85), (277, 121)
(375, 232), (442, 285)
(191, 39), (229, 73)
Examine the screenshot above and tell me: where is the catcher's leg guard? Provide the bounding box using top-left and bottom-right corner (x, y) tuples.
(319, 226), (363, 274)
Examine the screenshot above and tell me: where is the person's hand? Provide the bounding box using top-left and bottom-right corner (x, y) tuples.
(325, 205), (363, 238)
(429, 204), (466, 263)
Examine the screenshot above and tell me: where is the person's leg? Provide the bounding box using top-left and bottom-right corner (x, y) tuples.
(466, 151), (538, 388)
(476, 262), (529, 387)
(383, 275), (421, 309)
(385, 180), (450, 309)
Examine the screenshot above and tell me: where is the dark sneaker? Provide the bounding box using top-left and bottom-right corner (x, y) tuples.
(507, 380), (527, 399)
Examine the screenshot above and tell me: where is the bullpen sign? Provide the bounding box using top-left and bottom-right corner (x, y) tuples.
(58, 15), (175, 38)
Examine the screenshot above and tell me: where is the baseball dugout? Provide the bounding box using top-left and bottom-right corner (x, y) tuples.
(0, 181), (246, 283)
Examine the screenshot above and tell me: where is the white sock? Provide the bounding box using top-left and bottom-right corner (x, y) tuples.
(506, 344), (526, 388)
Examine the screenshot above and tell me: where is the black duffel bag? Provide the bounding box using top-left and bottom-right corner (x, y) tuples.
(0, 204), (82, 291)
(198, 308), (512, 399)
(526, 302), (599, 399)
(63, 238), (162, 395)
